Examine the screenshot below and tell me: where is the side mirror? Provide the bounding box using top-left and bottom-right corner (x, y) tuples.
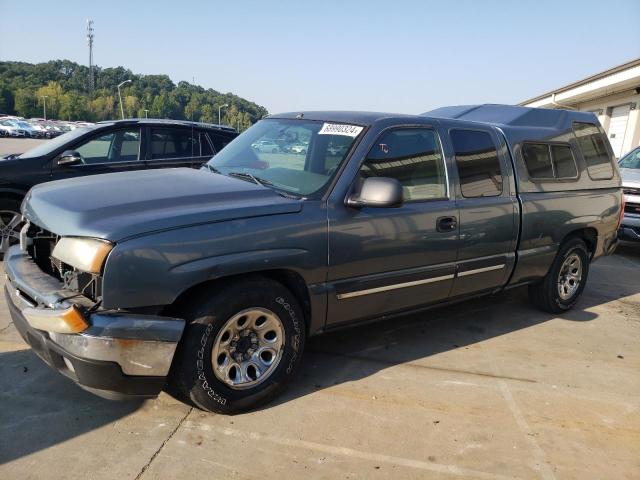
(347, 177), (403, 208)
(57, 150), (82, 167)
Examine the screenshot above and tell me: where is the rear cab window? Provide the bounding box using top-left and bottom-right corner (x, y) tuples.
(450, 129), (503, 197)
(572, 122), (614, 180)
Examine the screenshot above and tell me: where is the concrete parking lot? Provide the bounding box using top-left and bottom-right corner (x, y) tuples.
(0, 138), (638, 479)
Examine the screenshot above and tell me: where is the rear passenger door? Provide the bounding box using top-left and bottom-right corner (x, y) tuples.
(144, 127), (209, 169)
(448, 128), (518, 297)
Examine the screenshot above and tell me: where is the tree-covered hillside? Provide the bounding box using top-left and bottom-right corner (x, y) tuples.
(0, 60), (268, 129)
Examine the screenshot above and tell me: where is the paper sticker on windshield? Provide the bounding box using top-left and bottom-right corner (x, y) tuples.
(318, 123), (363, 137)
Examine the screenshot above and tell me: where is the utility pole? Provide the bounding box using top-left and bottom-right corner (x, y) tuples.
(86, 20), (95, 91)
(41, 96), (48, 120)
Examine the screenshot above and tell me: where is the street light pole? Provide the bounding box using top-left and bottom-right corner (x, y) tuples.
(117, 79), (132, 119)
(41, 95), (48, 120)
(144, 109), (149, 118)
(218, 103), (228, 125)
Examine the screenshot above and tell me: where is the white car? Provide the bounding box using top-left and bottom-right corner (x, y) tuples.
(618, 146), (640, 242)
(288, 144), (307, 154)
(251, 140), (281, 153)
(0, 120), (26, 137)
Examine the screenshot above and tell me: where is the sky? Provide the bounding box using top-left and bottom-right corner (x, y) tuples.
(1, 0), (639, 114)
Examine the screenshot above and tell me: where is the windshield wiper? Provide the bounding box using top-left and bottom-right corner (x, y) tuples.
(226, 171), (303, 200)
(227, 171), (274, 188)
(203, 164), (221, 174)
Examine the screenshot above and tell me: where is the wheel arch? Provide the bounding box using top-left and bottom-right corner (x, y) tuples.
(563, 227), (597, 256)
(164, 268), (315, 336)
(0, 188), (28, 205)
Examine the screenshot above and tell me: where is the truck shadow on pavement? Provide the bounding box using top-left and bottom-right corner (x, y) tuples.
(0, 349), (143, 465)
(271, 244), (640, 409)
(0, 245), (637, 463)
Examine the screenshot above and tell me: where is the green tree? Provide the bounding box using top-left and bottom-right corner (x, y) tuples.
(14, 88), (37, 117)
(36, 81), (64, 118)
(0, 59), (268, 125)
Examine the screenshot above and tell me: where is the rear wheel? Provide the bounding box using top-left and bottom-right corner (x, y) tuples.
(168, 276), (306, 414)
(529, 237), (590, 313)
(0, 198), (24, 257)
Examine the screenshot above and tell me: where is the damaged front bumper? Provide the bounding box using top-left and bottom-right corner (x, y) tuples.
(4, 245), (185, 400)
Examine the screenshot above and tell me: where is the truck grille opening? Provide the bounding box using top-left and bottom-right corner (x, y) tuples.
(624, 202), (640, 215)
(25, 224), (102, 303)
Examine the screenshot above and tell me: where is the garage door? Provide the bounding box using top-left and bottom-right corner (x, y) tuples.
(608, 104), (630, 157)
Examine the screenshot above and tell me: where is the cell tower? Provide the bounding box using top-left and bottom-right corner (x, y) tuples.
(87, 19), (95, 91)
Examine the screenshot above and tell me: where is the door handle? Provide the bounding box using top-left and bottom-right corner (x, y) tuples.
(436, 216), (457, 232)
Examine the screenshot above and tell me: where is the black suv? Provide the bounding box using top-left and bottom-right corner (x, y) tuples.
(0, 119), (237, 253)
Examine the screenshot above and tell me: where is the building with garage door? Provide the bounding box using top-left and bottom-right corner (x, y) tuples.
(520, 58), (640, 158)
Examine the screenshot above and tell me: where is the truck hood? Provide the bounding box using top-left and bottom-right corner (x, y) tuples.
(23, 168), (303, 241)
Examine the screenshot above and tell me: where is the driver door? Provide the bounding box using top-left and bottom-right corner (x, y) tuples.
(51, 127), (144, 181)
(326, 126), (459, 327)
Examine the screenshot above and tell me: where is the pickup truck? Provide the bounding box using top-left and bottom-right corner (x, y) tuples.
(4, 105), (622, 413)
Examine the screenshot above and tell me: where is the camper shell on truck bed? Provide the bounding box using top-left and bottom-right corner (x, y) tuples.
(425, 104), (621, 285)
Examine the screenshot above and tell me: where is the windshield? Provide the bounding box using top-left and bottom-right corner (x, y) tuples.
(206, 118), (363, 196)
(18, 126), (95, 159)
(619, 148), (640, 169)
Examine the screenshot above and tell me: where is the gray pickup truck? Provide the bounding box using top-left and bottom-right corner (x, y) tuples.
(4, 105), (622, 413)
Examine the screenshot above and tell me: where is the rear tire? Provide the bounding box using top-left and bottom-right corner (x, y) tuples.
(528, 237), (590, 313)
(168, 276), (306, 414)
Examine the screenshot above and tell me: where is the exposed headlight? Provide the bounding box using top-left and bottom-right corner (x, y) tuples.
(52, 237), (113, 274)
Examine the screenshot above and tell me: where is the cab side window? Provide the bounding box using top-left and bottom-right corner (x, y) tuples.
(450, 129), (503, 197)
(360, 128), (447, 201)
(75, 128), (141, 164)
(150, 128), (198, 159)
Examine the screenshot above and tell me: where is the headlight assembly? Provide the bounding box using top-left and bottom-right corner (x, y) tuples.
(52, 237), (113, 274)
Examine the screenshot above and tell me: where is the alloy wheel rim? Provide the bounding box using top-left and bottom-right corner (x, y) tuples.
(557, 253), (582, 300)
(211, 307), (285, 390)
(0, 210), (23, 254)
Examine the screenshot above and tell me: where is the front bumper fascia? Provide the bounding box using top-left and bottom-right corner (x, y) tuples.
(618, 212), (640, 242)
(4, 245), (185, 399)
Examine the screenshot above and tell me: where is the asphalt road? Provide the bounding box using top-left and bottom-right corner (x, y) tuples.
(0, 137), (638, 479)
(0, 137), (45, 156)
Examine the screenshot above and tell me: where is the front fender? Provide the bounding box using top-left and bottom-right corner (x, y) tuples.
(101, 211), (328, 310)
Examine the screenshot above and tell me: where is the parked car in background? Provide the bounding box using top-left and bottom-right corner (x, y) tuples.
(251, 139), (281, 153)
(0, 118), (237, 253)
(3, 105), (621, 413)
(618, 146), (640, 241)
(0, 120), (27, 137)
(27, 122), (49, 138)
(288, 143), (307, 154)
(14, 120), (42, 138)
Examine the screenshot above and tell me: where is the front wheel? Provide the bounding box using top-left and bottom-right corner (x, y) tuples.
(168, 276), (306, 414)
(528, 237), (590, 313)
(0, 198), (24, 257)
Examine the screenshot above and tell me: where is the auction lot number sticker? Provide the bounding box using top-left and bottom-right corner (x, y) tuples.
(318, 123), (364, 137)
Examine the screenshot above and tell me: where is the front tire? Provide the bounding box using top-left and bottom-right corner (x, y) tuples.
(0, 198), (24, 258)
(528, 237), (590, 313)
(168, 276), (306, 414)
